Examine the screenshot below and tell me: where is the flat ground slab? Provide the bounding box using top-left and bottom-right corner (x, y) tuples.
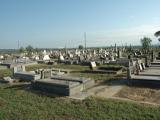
(115, 86), (160, 104)
(139, 68), (160, 76)
(131, 75), (160, 81)
(131, 66), (160, 81)
(94, 85), (124, 98)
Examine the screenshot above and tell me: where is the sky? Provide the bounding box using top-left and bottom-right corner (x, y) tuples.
(0, 0), (160, 49)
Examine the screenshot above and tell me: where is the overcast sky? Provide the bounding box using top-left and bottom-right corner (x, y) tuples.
(0, 0), (160, 49)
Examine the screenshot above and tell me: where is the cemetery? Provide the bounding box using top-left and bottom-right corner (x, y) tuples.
(1, 44), (160, 119)
(0, 45), (160, 100)
(1, 44), (160, 94)
(1, 1), (160, 119)
(0, 31), (160, 120)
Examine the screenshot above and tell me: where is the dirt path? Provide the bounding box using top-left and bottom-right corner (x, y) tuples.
(95, 85), (124, 98)
(70, 79), (126, 100)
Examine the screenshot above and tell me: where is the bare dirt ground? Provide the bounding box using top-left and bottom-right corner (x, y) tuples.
(115, 86), (160, 104)
(94, 85), (124, 98)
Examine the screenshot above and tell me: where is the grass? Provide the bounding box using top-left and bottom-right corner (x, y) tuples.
(0, 84), (160, 120)
(0, 69), (12, 79)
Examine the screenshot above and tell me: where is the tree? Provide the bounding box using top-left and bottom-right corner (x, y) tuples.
(26, 45), (34, 56)
(154, 31), (160, 43)
(141, 37), (152, 54)
(34, 48), (40, 54)
(26, 45), (33, 52)
(154, 31), (160, 37)
(78, 45), (84, 49)
(19, 47), (25, 54)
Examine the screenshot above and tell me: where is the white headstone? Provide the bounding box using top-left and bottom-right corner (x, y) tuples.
(141, 63), (145, 70)
(69, 54), (73, 58)
(60, 55), (64, 61)
(43, 55), (50, 61)
(139, 64), (143, 71)
(43, 50), (47, 55)
(90, 61), (96, 69)
(111, 56), (115, 61)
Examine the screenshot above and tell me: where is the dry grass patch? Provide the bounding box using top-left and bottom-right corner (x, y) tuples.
(115, 86), (160, 104)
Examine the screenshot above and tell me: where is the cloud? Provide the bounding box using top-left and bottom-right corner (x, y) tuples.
(87, 24), (160, 46)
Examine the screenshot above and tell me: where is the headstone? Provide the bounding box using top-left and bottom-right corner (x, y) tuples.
(117, 50), (122, 58)
(69, 53), (73, 58)
(151, 50), (155, 62)
(128, 55), (131, 59)
(93, 50), (96, 56)
(145, 56), (149, 67)
(17, 66), (22, 72)
(139, 64), (143, 71)
(90, 61), (97, 70)
(13, 65), (25, 73)
(86, 54), (91, 60)
(60, 55), (64, 61)
(134, 52), (137, 56)
(13, 67), (18, 73)
(43, 55), (50, 61)
(44, 69), (52, 78)
(22, 65), (25, 71)
(158, 52), (160, 58)
(115, 43), (117, 53)
(82, 50), (85, 54)
(74, 60), (79, 65)
(132, 61), (136, 67)
(79, 55), (84, 62)
(110, 55), (115, 61)
(134, 62), (139, 75)
(104, 51), (109, 56)
(141, 63), (145, 70)
(43, 50), (47, 55)
(41, 70), (44, 79)
(127, 61), (131, 80)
